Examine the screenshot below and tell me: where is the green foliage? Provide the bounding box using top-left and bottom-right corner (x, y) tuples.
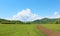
(0, 18), (60, 24)
(0, 18), (24, 24)
(55, 18), (60, 24)
(31, 18), (58, 24)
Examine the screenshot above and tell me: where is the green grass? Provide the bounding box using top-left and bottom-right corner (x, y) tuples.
(41, 24), (60, 32)
(0, 24), (60, 36)
(0, 24), (45, 36)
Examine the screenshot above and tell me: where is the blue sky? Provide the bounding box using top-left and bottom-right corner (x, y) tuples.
(0, 0), (60, 21)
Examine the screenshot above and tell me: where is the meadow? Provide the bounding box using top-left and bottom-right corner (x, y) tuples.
(0, 24), (60, 36)
(0, 24), (45, 36)
(41, 24), (60, 32)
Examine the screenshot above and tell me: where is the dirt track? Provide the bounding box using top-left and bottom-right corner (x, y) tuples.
(37, 25), (60, 36)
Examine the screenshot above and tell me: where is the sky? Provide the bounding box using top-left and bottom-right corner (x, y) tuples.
(0, 0), (60, 21)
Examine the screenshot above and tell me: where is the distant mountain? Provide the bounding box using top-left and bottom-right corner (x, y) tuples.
(0, 18), (24, 24)
(0, 18), (60, 24)
(31, 18), (58, 24)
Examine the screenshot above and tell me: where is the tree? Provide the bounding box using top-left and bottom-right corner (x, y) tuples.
(55, 18), (60, 24)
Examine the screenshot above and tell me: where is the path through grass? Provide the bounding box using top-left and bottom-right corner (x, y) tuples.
(41, 24), (60, 32)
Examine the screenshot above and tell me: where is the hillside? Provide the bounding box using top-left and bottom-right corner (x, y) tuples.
(0, 18), (60, 24)
(28, 18), (60, 24)
(0, 18), (24, 24)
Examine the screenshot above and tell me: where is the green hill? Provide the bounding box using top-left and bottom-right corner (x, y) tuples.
(0, 18), (60, 24)
(30, 18), (60, 24)
(0, 18), (24, 24)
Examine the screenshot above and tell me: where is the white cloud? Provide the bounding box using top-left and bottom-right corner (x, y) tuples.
(5, 8), (60, 21)
(11, 8), (42, 21)
(46, 12), (60, 18)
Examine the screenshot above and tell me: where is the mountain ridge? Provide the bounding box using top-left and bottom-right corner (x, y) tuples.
(0, 18), (60, 24)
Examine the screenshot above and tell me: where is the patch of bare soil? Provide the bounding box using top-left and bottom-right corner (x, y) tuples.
(37, 25), (60, 36)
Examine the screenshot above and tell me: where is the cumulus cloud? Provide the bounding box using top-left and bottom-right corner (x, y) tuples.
(11, 8), (41, 21)
(6, 8), (60, 22)
(46, 12), (60, 18)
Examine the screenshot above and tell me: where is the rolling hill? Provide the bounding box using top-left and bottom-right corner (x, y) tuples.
(0, 18), (60, 24)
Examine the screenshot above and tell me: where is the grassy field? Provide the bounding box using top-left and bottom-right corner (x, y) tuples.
(0, 24), (60, 36)
(0, 24), (45, 36)
(41, 24), (60, 32)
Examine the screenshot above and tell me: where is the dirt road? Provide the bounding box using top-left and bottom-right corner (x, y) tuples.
(37, 25), (60, 36)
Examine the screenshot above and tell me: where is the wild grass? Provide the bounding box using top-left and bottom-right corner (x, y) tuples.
(0, 24), (45, 36)
(41, 24), (60, 32)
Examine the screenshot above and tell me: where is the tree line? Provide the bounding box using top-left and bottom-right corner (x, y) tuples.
(0, 18), (60, 24)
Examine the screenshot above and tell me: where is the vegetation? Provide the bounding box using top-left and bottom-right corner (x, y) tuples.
(55, 18), (60, 24)
(31, 18), (58, 24)
(41, 24), (60, 32)
(0, 24), (45, 36)
(0, 18), (60, 36)
(0, 24), (60, 36)
(0, 18), (60, 24)
(0, 18), (24, 24)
